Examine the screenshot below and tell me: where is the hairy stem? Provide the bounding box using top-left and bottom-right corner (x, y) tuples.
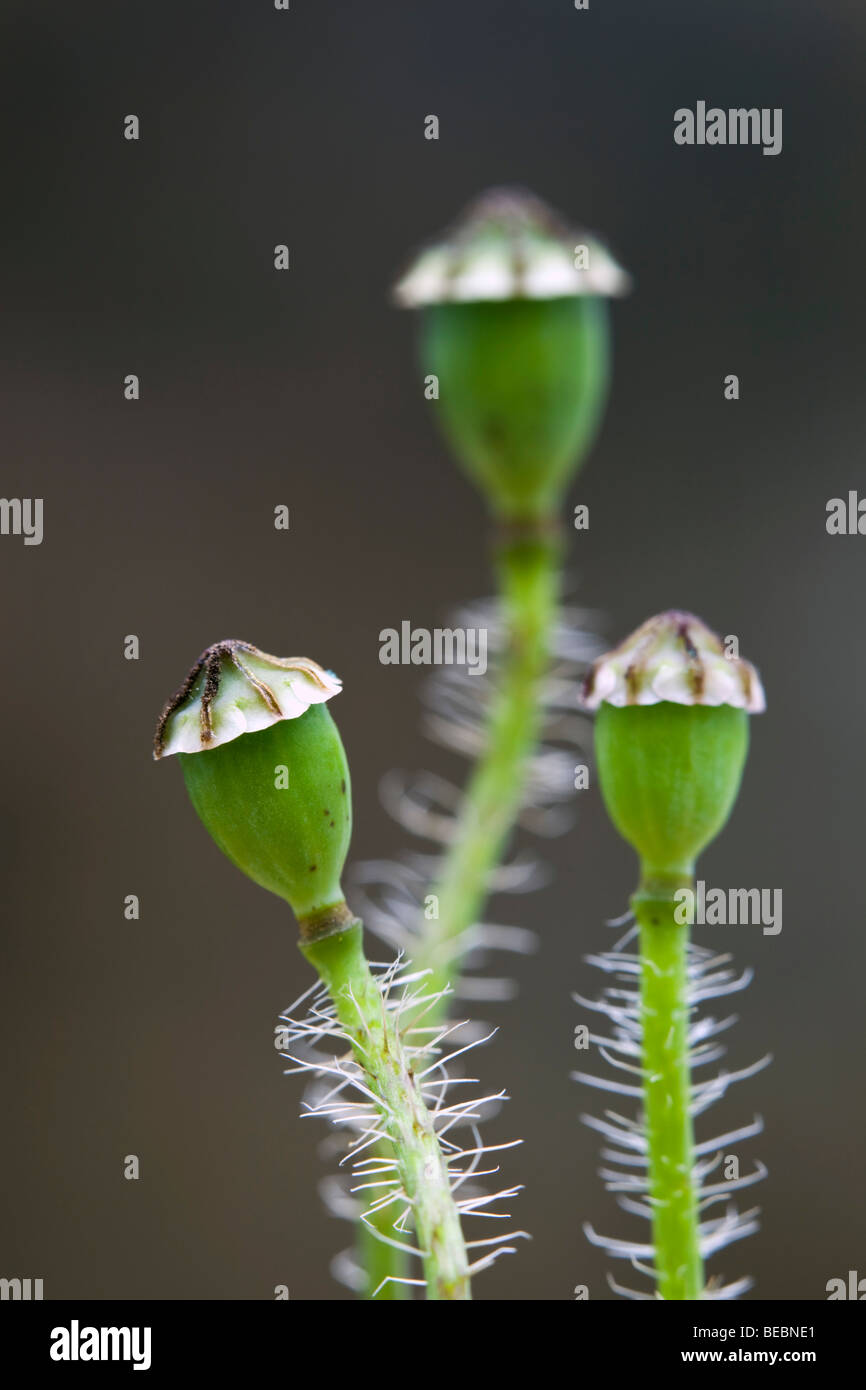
(632, 873), (704, 1300)
(302, 921), (471, 1301)
(355, 529), (561, 1295)
(420, 527), (562, 1007)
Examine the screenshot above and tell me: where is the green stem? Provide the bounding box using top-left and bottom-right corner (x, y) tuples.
(632, 871), (704, 1300)
(302, 920), (471, 1301)
(356, 528), (561, 1296)
(420, 527), (562, 1007)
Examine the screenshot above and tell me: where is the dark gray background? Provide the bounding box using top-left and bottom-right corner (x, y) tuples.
(1, 0), (864, 1299)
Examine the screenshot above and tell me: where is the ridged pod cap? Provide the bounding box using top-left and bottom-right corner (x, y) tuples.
(392, 186), (630, 307)
(582, 610), (765, 713)
(154, 641), (342, 758)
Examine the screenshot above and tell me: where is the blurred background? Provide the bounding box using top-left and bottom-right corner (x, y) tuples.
(1, 0), (864, 1300)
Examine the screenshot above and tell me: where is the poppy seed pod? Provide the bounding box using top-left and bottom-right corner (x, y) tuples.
(393, 187), (630, 522)
(582, 612), (765, 885)
(154, 641), (354, 939)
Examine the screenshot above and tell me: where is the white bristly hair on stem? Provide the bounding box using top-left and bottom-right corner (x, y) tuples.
(573, 917), (770, 1300)
(351, 593), (600, 1000)
(278, 954), (528, 1296)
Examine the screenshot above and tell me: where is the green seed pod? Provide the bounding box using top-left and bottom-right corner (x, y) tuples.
(582, 612), (765, 886)
(154, 641), (354, 939)
(393, 187), (630, 523)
